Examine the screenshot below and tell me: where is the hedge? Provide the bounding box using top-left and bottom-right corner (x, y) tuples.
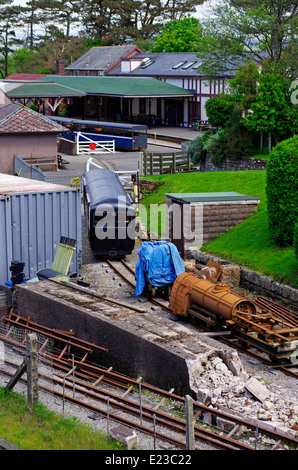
(266, 135), (298, 246)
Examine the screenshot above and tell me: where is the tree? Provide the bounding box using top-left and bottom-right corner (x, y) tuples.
(228, 61), (260, 113)
(243, 72), (298, 151)
(48, 0), (81, 38)
(204, 94), (235, 128)
(163, 0), (206, 21)
(80, 0), (207, 44)
(79, 0), (114, 40)
(8, 37), (88, 75)
(22, 0), (51, 48)
(0, 3), (23, 77)
(152, 16), (203, 52)
(197, 0), (298, 78)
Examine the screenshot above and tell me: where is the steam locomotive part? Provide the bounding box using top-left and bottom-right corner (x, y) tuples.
(169, 272), (256, 320)
(169, 272), (298, 362)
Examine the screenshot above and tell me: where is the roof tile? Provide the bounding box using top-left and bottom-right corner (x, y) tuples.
(0, 103), (66, 134)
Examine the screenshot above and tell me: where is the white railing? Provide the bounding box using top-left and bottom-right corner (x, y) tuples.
(75, 131), (115, 155)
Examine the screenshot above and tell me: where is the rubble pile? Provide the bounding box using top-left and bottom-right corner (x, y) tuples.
(190, 350), (298, 438)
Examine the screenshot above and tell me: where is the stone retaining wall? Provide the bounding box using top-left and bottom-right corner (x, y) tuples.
(199, 154), (267, 172)
(189, 248), (298, 310)
(139, 179), (164, 198)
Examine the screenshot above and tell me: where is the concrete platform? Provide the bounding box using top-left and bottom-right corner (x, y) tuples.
(12, 279), (239, 396)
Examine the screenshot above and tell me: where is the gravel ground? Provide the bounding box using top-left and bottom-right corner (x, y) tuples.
(79, 211), (298, 450)
(0, 209), (297, 452)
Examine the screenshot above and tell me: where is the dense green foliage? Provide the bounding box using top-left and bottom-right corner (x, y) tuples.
(189, 126), (255, 167)
(140, 170), (297, 287)
(187, 130), (211, 164)
(204, 63), (297, 163)
(266, 135), (298, 247)
(0, 0), (206, 76)
(151, 16), (203, 52)
(205, 95), (235, 128)
(294, 222), (298, 260)
(243, 73), (298, 149)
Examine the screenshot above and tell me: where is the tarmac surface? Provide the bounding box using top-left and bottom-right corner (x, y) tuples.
(55, 126), (200, 175)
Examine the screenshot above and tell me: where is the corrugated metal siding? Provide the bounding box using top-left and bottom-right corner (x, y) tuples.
(0, 189), (82, 284)
(0, 197), (12, 284)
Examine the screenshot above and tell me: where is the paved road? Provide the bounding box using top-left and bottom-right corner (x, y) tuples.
(56, 127), (200, 174)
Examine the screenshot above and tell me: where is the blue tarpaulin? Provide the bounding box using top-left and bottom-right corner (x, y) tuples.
(135, 241), (185, 296)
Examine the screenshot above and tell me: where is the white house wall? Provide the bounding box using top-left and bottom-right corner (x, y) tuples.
(201, 96), (209, 121)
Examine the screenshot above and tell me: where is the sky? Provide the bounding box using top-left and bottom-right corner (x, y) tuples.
(12, 0), (219, 15)
(195, 0), (218, 19)
(11, 0), (219, 39)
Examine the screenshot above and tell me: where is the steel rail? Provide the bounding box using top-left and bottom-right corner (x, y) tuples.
(255, 297), (298, 328)
(4, 311), (108, 353)
(2, 346), (298, 449)
(106, 259), (173, 313)
(0, 360), (251, 451)
(214, 331), (298, 380)
(106, 260), (298, 376)
(0, 364), (195, 451)
(2, 312), (298, 446)
(56, 374), (253, 451)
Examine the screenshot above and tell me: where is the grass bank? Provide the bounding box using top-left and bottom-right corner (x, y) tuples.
(139, 170), (297, 288)
(0, 387), (125, 450)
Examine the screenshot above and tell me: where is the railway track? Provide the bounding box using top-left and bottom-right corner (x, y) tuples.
(1, 260), (297, 450)
(0, 359), (252, 450)
(105, 259), (298, 379)
(106, 258), (172, 313)
(1, 333), (297, 451)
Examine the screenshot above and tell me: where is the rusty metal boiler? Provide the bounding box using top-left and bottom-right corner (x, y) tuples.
(169, 272), (257, 320)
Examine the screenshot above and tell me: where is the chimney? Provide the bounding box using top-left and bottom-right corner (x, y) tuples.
(56, 55), (65, 75)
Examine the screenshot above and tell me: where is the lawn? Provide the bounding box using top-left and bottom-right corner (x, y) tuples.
(0, 387), (125, 450)
(139, 170), (297, 288)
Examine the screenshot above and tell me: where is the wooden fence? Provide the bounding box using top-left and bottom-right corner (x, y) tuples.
(140, 151), (191, 175)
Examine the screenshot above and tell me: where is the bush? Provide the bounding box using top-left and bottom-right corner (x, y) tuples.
(225, 132), (255, 159)
(187, 130), (211, 164)
(205, 94), (235, 127)
(294, 222), (298, 259)
(203, 129), (228, 166)
(266, 135), (298, 246)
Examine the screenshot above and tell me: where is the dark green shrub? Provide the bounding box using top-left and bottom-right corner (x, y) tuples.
(205, 94), (234, 128)
(188, 130), (211, 164)
(225, 132), (254, 159)
(203, 129), (228, 166)
(29, 103), (38, 112)
(294, 222), (298, 259)
(266, 135), (298, 246)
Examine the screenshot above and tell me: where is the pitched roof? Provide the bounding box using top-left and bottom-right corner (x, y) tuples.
(7, 81), (86, 99)
(37, 75), (194, 97)
(0, 103), (67, 134)
(5, 73), (47, 81)
(107, 52), (235, 78)
(66, 45), (144, 71)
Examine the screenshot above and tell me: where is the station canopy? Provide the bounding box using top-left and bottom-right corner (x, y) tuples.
(7, 81), (86, 99)
(8, 75), (195, 100)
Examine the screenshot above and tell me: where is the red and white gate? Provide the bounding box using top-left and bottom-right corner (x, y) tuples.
(75, 131), (115, 155)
